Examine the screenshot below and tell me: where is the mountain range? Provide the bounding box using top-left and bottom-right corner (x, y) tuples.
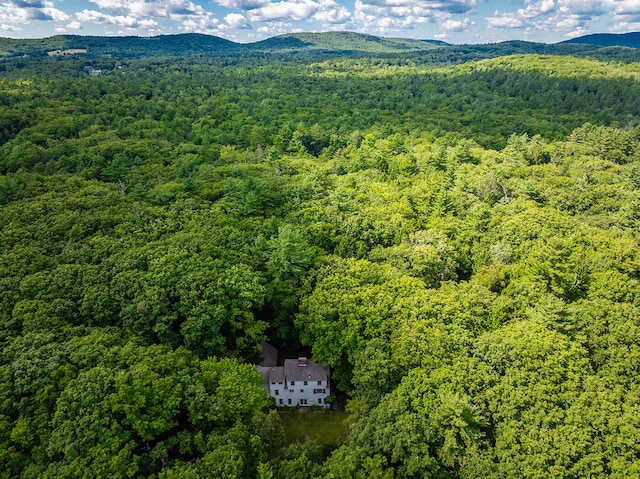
(0, 31), (639, 59)
(559, 31), (640, 48)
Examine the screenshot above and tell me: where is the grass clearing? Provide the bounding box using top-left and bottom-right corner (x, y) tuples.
(279, 410), (350, 445)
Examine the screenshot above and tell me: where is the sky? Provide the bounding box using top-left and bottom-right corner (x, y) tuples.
(1, 0), (639, 44)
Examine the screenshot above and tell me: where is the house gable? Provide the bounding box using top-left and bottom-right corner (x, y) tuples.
(257, 347), (331, 407)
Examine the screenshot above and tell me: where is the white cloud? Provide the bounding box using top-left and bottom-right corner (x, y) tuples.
(610, 19), (640, 30)
(243, 20), (301, 38)
(487, 11), (525, 29)
(13, 0), (47, 6)
(356, 0), (476, 16)
(52, 19), (85, 34)
(554, 15), (582, 29)
(485, 0), (640, 36)
(225, 12), (251, 27)
(430, 16), (473, 39)
(313, 0), (352, 25)
(563, 26), (589, 37)
(83, 0), (351, 34)
(218, 0), (353, 29)
(76, 9), (157, 28)
(0, 0), (69, 24)
(214, 0), (270, 9)
(441, 17), (471, 32)
(88, 0), (210, 20)
(557, 0), (606, 16)
(1, 23), (21, 31)
(89, 0), (129, 9)
(604, 0), (640, 15)
(42, 2), (70, 21)
(180, 14), (224, 33)
(353, 0), (475, 33)
(84, 0), (230, 34)
(0, 5), (25, 25)
(139, 18), (159, 28)
(248, 0), (319, 22)
(486, 0), (557, 30)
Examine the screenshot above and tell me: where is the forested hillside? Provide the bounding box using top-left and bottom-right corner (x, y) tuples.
(0, 33), (236, 58)
(1, 46), (640, 478)
(3, 31), (640, 60)
(560, 31), (640, 48)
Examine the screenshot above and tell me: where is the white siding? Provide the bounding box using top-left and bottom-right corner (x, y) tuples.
(268, 379), (330, 407)
(259, 358), (331, 408)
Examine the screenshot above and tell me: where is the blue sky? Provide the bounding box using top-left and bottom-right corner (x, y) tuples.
(1, 0), (639, 44)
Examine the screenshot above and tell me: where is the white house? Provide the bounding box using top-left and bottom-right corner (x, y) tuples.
(258, 350), (331, 408)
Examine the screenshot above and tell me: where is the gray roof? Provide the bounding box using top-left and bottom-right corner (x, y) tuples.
(256, 366), (271, 386)
(268, 366), (285, 382)
(259, 342), (278, 367)
(283, 359), (330, 382)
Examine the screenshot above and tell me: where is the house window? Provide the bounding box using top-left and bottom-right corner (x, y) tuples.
(274, 390), (279, 395)
(317, 380), (322, 386)
(313, 389), (326, 394)
(300, 399), (307, 405)
(318, 398), (322, 404)
(271, 381), (276, 385)
(288, 399), (292, 405)
(279, 381), (283, 385)
(303, 380), (308, 385)
(300, 389), (304, 393)
(279, 399), (283, 405)
(290, 381), (295, 386)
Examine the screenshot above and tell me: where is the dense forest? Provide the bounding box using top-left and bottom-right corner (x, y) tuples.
(1, 36), (640, 478)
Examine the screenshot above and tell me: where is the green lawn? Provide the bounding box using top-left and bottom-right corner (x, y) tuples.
(279, 411), (350, 445)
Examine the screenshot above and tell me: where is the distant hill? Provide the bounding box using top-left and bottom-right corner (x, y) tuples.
(559, 32), (640, 48)
(249, 31), (448, 53)
(0, 33), (236, 58)
(0, 31), (449, 58)
(2, 31), (640, 62)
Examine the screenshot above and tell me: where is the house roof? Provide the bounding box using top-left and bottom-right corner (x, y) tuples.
(259, 342), (278, 367)
(256, 366), (271, 386)
(283, 358), (330, 382)
(268, 366), (285, 382)
(257, 345), (330, 385)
